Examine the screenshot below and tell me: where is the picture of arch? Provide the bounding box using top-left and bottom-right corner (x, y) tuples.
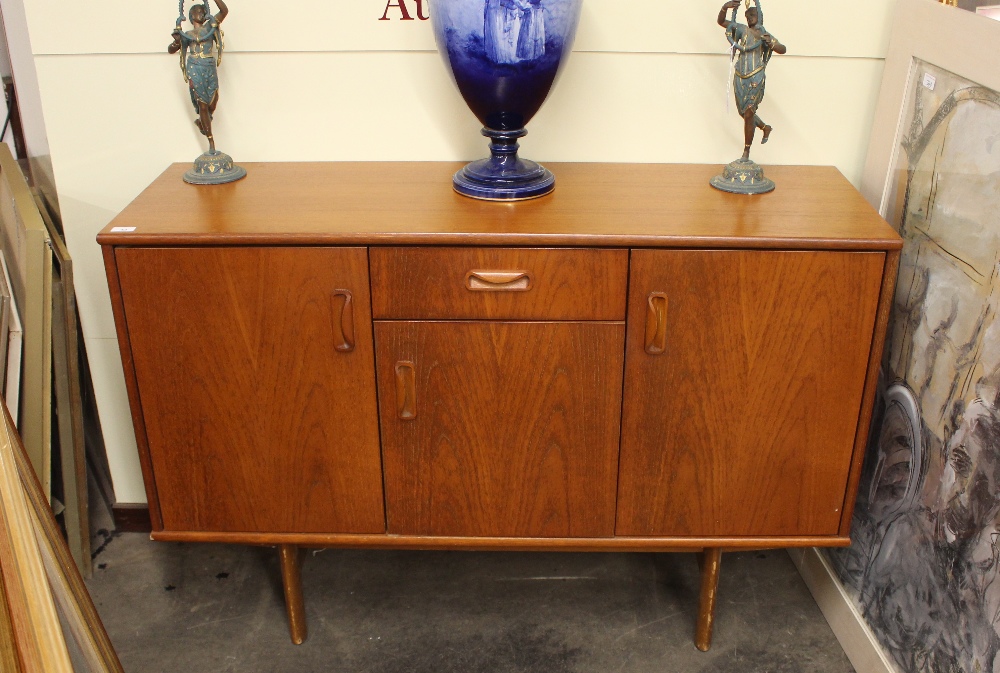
(829, 59), (1000, 673)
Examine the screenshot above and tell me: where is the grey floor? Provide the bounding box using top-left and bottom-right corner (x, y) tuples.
(84, 526), (855, 673)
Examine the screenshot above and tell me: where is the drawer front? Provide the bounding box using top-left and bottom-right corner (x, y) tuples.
(370, 247), (628, 320)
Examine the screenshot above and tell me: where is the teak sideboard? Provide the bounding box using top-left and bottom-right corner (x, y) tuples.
(99, 162), (901, 650)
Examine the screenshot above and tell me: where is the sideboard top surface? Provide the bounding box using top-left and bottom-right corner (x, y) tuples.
(99, 162), (901, 250)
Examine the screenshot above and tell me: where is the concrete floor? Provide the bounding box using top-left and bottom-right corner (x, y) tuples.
(84, 532), (855, 673)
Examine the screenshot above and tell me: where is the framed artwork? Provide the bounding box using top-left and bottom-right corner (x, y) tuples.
(0, 144), (52, 500)
(860, 0), (1000, 211)
(0, 403), (123, 672)
(830, 2), (1000, 672)
(0, 251), (22, 421)
(39, 199), (91, 578)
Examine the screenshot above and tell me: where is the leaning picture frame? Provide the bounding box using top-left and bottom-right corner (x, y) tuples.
(0, 250), (21, 420)
(860, 0), (1000, 213)
(0, 145), (52, 500)
(831, 2), (1000, 672)
(0, 401), (124, 672)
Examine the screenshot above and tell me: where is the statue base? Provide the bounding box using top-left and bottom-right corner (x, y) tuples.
(183, 150), (247, 185)
(710, 158), (775, 195)
(453, 128), (554, 201)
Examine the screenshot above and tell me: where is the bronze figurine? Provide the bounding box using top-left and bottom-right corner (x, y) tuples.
(169, 0), (245, 184)
(711, 0), (785, 194)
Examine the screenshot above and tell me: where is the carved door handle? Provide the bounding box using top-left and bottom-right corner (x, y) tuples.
(645, 292), (668, 355)
(465, 270), (532, 292)
(395, 362), (417, 420)
(332, 290), (355, 352)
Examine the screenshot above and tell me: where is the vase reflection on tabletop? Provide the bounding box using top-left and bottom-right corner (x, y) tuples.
(431, 0), (584, 200)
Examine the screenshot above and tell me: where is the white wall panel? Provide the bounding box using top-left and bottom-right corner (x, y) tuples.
(24, 0), (894, 58)
(529, 53), (883, 182)
(1, 0), (48, 154)
(85, 338), (146, 504)
(36, 51), (884, 178)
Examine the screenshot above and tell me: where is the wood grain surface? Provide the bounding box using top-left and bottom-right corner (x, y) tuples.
(696, 548), (723, 651)
(102, 246), (164, 530)
(115, 247), (385, 534)
(0, 408), (72, 673)
(98, 163), (902, 250)
(616, 250), (885, 537)
(148, 530), (852, 550)
(376, 321), (625, 537)
(99, 161), (904, 551)
(0, 570), (20, 673)
(370, 247), (628, 320)
(3, 402), (123, 673)
(839, 248), (900, 534)
(278, 545), (306, 645)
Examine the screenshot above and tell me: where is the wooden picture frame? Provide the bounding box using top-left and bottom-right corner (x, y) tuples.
(0, 252), (14, 404)
(860, 0), (1000, 213)
(0, 144), (52, 499)
(36, 197), (92, 578)
(0, 251), (23, 421)
(0, 401), (123, 672)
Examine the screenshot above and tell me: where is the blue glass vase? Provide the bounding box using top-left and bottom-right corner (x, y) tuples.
(431, 0), (583, 200)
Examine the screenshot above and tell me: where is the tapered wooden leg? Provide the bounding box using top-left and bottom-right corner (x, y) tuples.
(695, 548), (723, 652)
(279, 544), (307, 645)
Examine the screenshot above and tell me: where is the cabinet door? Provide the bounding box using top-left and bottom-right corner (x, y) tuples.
(376, 321), (624, 537)
(617, 250), (885, 537)
(116, 247), (385, 534)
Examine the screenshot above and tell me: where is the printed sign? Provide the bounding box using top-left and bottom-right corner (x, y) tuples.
(379, 0), (429, 20)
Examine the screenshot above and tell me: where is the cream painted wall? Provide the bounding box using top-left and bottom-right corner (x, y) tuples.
(20, 0), (895, 504)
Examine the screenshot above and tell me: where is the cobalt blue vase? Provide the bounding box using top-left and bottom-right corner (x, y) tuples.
(431, 0), (583, 200)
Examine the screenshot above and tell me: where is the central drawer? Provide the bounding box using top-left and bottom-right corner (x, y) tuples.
(370, 247), (629, 320)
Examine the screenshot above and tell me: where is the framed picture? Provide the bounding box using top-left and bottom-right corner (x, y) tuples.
(830, 2), (1000, 672)
(860, 0), (1000, 212)
(0, 144), (52, 500)
(0, 251), (22, 421)
(0, 403), (123, 673)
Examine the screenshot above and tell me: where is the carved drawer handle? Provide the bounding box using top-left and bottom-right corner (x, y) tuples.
(465, 270), (532, 292)
(332, 290), (355, 352)
(645, 292), (668, 356)
(395, 362), (417, 420)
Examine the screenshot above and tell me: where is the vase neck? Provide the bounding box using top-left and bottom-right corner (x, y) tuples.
(482, 127), (527, 167)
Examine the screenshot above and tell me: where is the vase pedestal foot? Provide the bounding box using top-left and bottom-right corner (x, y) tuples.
(710, 158), (775, 195)
(453, 128), (555, 201)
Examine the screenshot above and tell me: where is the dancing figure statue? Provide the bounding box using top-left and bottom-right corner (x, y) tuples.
(168, 0), (245, 184)
(710, 0), (785, 194)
